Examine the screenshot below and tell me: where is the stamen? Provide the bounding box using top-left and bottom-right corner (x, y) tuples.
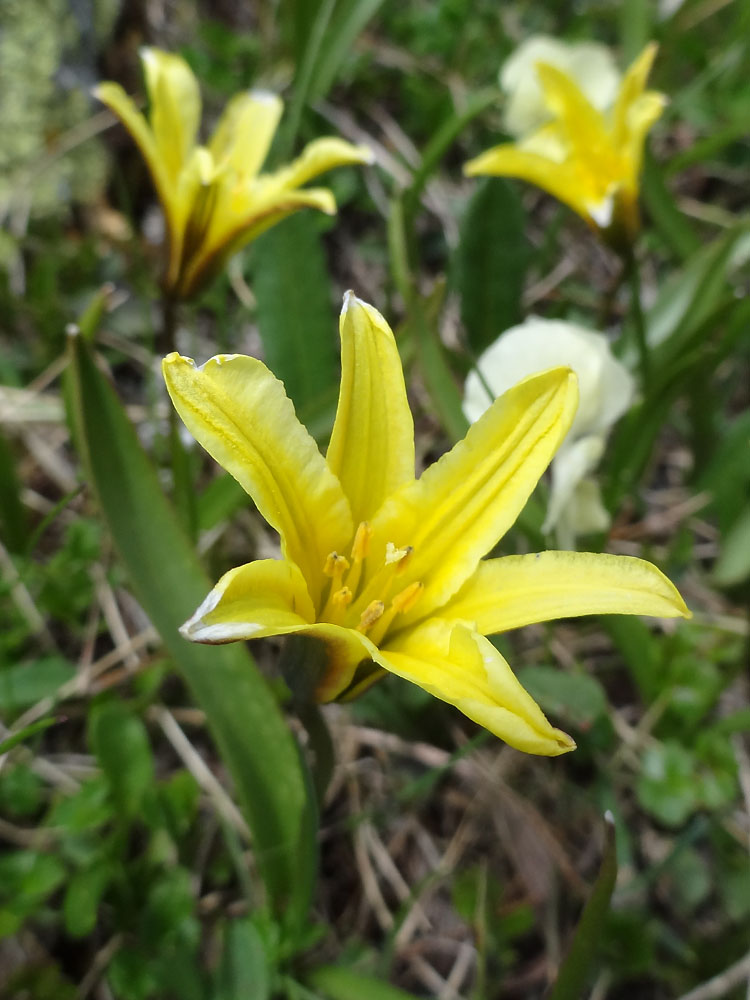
(357, 600), (385, 633)
(326, 585), (353, 625)
(367, 581), (423, 646)
(332, 586), (353, 608)
(347, 521), (372, 600)
(385, 542), (413, 570)
(323, 552), (350, 577)
(351, 522), (372, 562)
(391, 581), (423, 614)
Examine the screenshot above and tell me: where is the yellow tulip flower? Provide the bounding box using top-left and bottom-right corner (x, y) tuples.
(95, 48), (373, 298)
(464, 43), (666, 246)
(163, 294), (689, 756)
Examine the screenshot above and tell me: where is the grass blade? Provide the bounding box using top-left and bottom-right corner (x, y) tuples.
(66, 330), (317, 939)
(250, 213), (339, 415)
(548, 814), (617, 1000)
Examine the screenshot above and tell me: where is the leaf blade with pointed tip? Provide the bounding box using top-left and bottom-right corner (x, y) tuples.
(66, 331), (317, 940)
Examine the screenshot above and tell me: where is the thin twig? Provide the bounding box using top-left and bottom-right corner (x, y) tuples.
(675, 951), (750, 1000)
(151, 706), (249, 837)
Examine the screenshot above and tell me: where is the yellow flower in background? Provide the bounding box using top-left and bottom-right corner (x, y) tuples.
(163, 294), (689, 757)
(500, 36), (621, 138)
(465, 43), (666, 246)
(95, 48), (373, 299)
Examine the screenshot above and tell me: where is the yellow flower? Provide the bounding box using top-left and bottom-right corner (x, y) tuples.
(464, 43), (666, 246)
(162, 294), (689, 756)
(95, 48), (373, 298)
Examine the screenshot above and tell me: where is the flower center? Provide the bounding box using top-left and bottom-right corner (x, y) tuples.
(320, 521), (423, 646)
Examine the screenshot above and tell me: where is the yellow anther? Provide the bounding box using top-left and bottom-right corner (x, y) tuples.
(351, 521), (372, 562)
(332, 586), (353, 608)
(391, 581), (423, 615)
(323, 552), (350, 577)
(357, 600), (385, 633)
(385, 541), (413, 571)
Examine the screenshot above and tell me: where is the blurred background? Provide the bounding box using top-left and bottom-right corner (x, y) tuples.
(0, 1), (749, 998)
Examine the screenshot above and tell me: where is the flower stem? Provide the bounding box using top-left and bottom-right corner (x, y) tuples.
(158, 294), (177, 357)
(624, 248), (650, 391)
(159, 293), (198, 539)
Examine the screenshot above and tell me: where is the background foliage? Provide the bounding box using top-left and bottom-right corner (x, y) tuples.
(0, 1), (748, 998)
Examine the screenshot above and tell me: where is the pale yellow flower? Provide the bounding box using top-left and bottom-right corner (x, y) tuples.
(500, 36), (621, 137)
(465, 43), (666, 245)
(95, 48), (372, 298)
(163, 295), (688, 757)
(463, 317), (635, 548)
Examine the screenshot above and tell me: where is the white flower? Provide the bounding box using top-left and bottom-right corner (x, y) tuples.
(500, 36), (621, 138)
(463, 318), (635, 547)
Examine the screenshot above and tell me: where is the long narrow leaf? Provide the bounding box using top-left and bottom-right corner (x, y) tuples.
(66, 331), (317, 939)
(250, 213), (339, 416)
(454, 177), (529, 354)
(308, 966), (421, 1000)
(547, 814), (617, 1000)
(308, 0), (387, 102)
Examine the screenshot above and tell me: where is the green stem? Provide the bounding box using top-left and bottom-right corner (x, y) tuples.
(624, 248), (650, 391)
(158, 294), (178, 357)
(160, 294), (198, 539)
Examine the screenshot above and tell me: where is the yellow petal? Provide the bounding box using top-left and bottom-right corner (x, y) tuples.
(442, 551), (691, 635)
(535, 61), (611, 171)
(177, 187), (336, 299)
(209, 90), (284, 178)
(140, 47), (201, 185)
(380, 620), (575, 755)
(162, 353), (353, 606)
(165, 146), (217, 290)
(464, 144), (594, 223)
(327, 294), (415, 524)
(94, 81), (176, 236)
(180, 560), (377, 701)
(269, 137), (374, 191)
(371, 368), (578, 621)
(612, 42), (659, 146)
(623, 91), (667, 179)
(178, 136), (371, 298)
(181, 559), (315, 642)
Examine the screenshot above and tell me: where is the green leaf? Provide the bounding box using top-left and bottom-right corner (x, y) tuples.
(307, 0), (386, 102)
(713, 506), (750, 587)
(142, 868), (198, 947)
(645, 223), (750, 363)
(46, 776), (112, 832)
(698, 410), (750, 533)
(601, 617), (661, 703)
(308, 966), (421, 1000)
(250, 213), (339, 415)
(63, 862), (112, 938)
(454, 178), (529, 354)
(88, 702), (155, 818)
(0, 427), (28, 553)
(0, 718), (57, 755)
(637, 742), (699, 827)
(409, 289), (468, 443)
(619, 0), (652, 62)
(67, 331), (317, 939)
(107, 948), (159, 1000)
(213, 918), (272, 1000)
(641, 148), (701, 262)
(517, 667), (608, 731)
(197, 473), (249, 535)
(0, 850), (67, 936)
(0, 656), (75, 714)
(548, 815), (617, 1000)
